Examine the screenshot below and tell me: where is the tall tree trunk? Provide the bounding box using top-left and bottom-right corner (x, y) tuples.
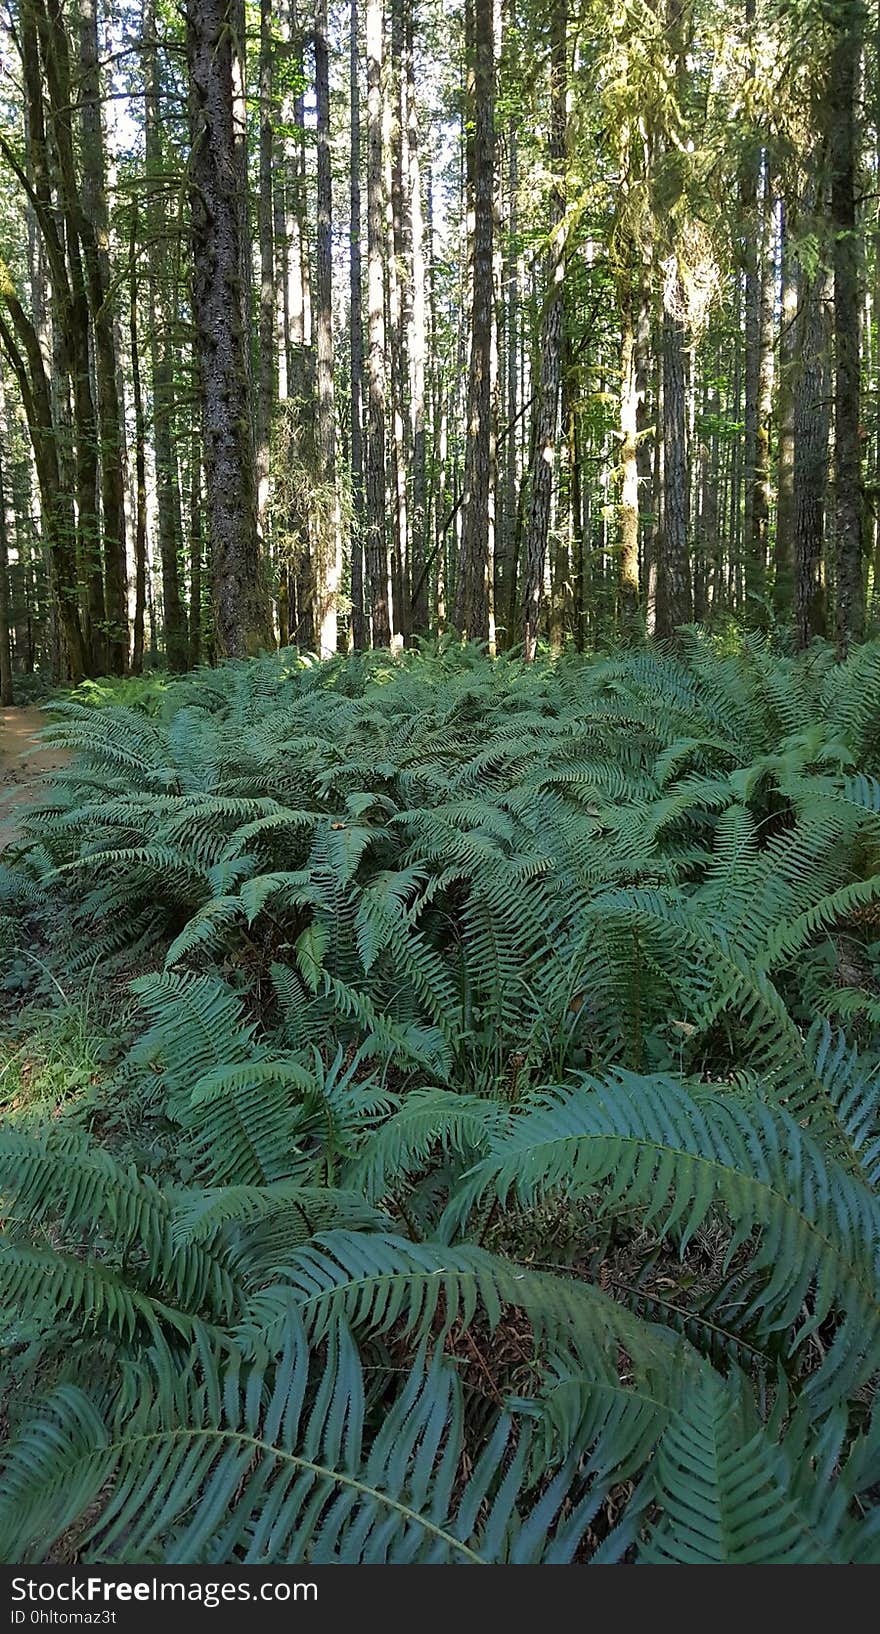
(496, 113), (519, 648)
(17, 1), (76, 677)
(566, 340), (585, 652)
(426, 159), (450, 629)
(349, 0), (368, 651)
(187, 0), (272, 657)
(521, 0), (565, 660)
(550, 308), (573, 651)
(79, 0), (128, 673)
(278, 5), (315, 650)
(314, 0), (339, 657)
(454, 0), (495, 641)
(34, 0), (105, 670)
(365, 0), (391, 646)
(406, 5), (428, 637)
(635, 262), (655, 615)
(256, 0), (275, 561)
(697, 367), (719, 619)
(386, 1), (409, 647)
(0, 298), (87, 680)
(774, 198), (796, 619)
(831, 0), (866, 654)
(0, 426), (13, 706)
(740, 0), (774, 622)
(146, 6), (188, 670)
(742, 159), (773, 617)
(129, 211), (147, 676)
(231, 0), (252, 388)
(618, 275), (640, 632)
(753, 169), (775, 613)
(189, 420), (203, 668)
(794, 265), (832, 648)
(655, 265), (692, 638)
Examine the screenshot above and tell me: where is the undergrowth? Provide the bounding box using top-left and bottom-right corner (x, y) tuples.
(1, 631), (879, 1563)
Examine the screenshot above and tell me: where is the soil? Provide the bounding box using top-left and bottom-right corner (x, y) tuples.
(0, 707), (68, 850)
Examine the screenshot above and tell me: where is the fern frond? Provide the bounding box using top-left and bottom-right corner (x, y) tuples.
(447, 1072), (880, 1400)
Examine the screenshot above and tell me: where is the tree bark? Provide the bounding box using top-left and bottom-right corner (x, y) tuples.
(794, 265), (832, 648)
(349, 0), (368, 650)
(147, 5), (188, 670)
(521, 0), (565, 659)
(189, 419), (203, 668)
(454, 0), (495, 642)
(655, 267), (692, 639)
(618, 277), (640, 632)
(742, 160), (773, 617)
(79, 0), (128, 673)
(256, 0), (275, 561)
(496, 114), (519, 648)
(0, 297), (87, 680)
(406, 4), (428, 637)
(831, 0), (866, 655)
(128, 211), (147, 676)
(315, 0), (340, 656)
(32, 0), (105, 671)
(0, 420), (14, 706)
(774, 198), (796, 619)
(187, 0), (273, 658)
(386, 1), (409, 647)
(365, 0), (392, 646)
(278, 5), (315, 650)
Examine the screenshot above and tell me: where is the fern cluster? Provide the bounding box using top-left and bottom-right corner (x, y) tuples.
(1, 633), (880, 1563)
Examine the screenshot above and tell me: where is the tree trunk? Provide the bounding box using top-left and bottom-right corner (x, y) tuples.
(189, 420), (203, 668)
(521, 0), (565, 660)
(0, 425), (14, 706)
(147, 6), (188, 670)
(34, 0), (105, 671)
(79, 0), (128, 673)
(774, 198), (796, 619)
(314, 0), (340, 657)
(618, 276), (640, 632)
(496, 114), (519, 648)
(567, 346), (585, 652)
(0, 298), (87, 681)
(406, 4), (428, 637)
(454, 0), (495, 642)
(831, 0), (866, 655)
(349, 0), (368, 650)
(386, 1), (409, 647)
(655, 267), (692, 638)
(187, 0), (272, 658)
(794, 265), (832, 648)
(742, 158), (773, 617)
(278, 6), (315, 651)
(753, 171), (775, 614)
(365, 0), (392, 646)
(256, 0), (275, 560)
(129, 211), (147, 676)
(635, 262), (655, 620)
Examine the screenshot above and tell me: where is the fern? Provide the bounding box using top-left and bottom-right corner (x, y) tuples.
(444, 1070), (880, 1402)
(0, 1314), (638, 1565)
(6, 640), (880, 1563)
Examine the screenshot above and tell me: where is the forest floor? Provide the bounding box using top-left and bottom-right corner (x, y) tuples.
(0, 707), (67, 850)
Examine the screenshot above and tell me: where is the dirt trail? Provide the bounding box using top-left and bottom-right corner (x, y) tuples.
(0, 706), (69, 850)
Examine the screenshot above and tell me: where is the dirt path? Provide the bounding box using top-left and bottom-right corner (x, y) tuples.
(0, 706), (69, 850)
